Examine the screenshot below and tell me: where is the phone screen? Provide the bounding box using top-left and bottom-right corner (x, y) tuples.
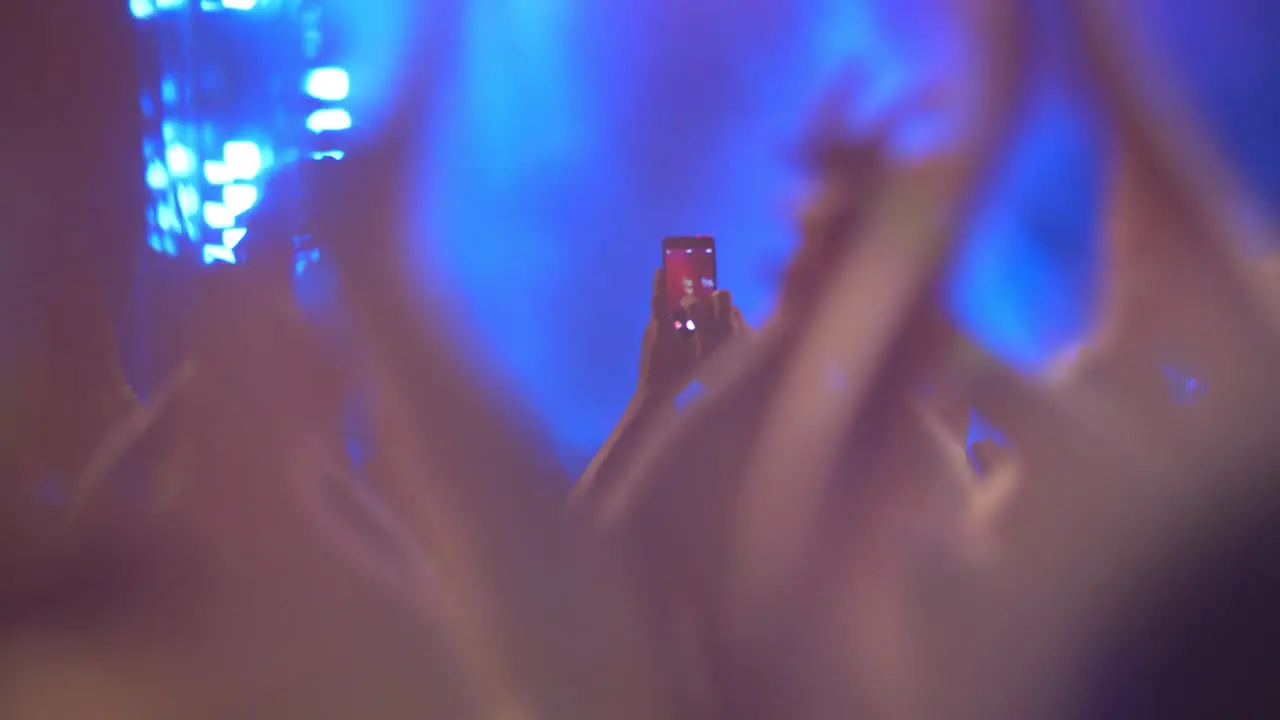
(663, 236), (717, 333)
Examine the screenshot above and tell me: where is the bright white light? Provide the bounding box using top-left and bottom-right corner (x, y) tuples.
(311, 150), (345, 161)
(306, 108), (353, 133)
(223, 141), (262, 179)
(203, 160), (233, 185)
(165, 143), (195, 178)
(686, 320), (697, 331)
(203, 202), (235, 229)
(222, 228), (248, 249)
(130, 0), (157, 19)
(222, 184), (259, 216)
(221, 0), (257, 9)
(146, 161), (169, 189)
(304, 68), (350, 102)
(203, 244), (237, 264)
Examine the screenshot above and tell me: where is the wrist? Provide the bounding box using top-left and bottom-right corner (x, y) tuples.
(630, 385), (674, 415)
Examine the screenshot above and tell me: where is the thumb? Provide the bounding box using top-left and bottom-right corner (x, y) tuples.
(711, 290), (733, 322)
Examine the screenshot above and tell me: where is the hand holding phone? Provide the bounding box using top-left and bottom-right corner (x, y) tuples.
(662, 235), (717, 336)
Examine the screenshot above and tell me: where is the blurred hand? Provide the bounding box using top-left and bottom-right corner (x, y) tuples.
(682, 289), (748, 363)
(778, 76), (942, 324)
(637, 268), (749, 398)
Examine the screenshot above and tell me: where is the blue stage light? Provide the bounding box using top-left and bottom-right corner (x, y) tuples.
(222, 184), (259, 216)
(204, 160), (233, 185)
(222, 228), (249, 249)
(202, 202), (235, 229)
(294, 247), (322, 276)
(133, 1), (353, 264)
(165, 143), (195, 178)
(155, 200), (181, 232)
(131, 0), (157, 21)
(176, 184), (201, 217)
(145, 161), (169, 190)
(160, 76), (178, 105)
(202, 244), (237, 264)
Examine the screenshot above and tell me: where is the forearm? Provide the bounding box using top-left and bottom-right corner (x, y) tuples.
(570, 388), (670, 514)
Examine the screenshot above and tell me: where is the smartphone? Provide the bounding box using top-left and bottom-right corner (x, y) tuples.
(662, 235), (717, 335)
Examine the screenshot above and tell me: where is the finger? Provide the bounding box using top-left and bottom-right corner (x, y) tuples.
(682, 294), (713, 329)
(711, 289), (733, 323)
(810, 66), (872, 138)
(688, 296), (734, 360)
(650, 268), (666, 324)
(683, 295), (716, 343)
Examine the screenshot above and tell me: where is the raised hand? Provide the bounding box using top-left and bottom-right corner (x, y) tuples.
(639, 268), (750, 399)
(637, 268), (698, 396)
